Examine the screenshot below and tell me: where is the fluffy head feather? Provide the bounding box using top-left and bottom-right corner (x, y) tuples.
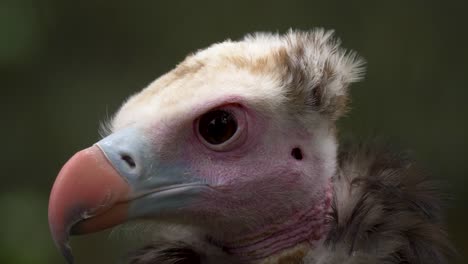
(111, 29), (365, 131)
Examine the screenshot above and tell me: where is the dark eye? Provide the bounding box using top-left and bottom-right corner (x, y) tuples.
(199, 110), (238, 145)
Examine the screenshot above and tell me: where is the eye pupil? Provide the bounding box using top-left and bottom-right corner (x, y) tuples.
(199, 110), (237, 145)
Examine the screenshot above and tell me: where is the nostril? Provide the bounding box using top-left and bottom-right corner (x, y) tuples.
(120, 154), (136, 169)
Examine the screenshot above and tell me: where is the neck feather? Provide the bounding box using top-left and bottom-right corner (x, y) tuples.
(222, 184), (333, 262)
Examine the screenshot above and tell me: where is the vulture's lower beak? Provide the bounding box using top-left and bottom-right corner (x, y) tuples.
(48, 127), (206, 263)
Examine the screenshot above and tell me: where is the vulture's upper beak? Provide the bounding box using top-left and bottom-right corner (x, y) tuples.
(48, 127), (207, 263)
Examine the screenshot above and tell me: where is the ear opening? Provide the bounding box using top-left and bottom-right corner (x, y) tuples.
(282, 29), (366, 120)
(291, 147), (303, 160)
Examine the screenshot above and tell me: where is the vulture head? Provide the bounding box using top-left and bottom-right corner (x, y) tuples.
(49, 30), (452, 264)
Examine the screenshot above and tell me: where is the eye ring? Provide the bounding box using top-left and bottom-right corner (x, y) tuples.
(196, 105), (247, 151)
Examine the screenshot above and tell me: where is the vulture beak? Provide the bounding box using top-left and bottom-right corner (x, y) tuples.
(48, 127), (206, 263)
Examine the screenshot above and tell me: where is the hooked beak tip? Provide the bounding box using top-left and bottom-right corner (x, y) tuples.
(49, 222), (74, 264)
(59, 241), (74, 264)
(48, 145), (130, 262)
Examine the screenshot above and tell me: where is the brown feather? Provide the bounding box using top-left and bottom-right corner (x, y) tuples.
(321, 140), (454, 264)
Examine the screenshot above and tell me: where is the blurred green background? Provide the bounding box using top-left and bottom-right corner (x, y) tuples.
(1, 0), (466, 263)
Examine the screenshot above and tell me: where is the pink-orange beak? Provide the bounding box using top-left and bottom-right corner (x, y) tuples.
(48, 146), (130, 262)
(49, 127), (207, 263)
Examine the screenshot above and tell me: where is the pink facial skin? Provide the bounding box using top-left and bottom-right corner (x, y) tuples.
(142, 95), (335, 260)
(224, 185), (333, 260)
(180, 97), (333, 239)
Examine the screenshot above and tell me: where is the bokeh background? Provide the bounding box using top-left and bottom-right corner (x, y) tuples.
(1, 0), (466, 263)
